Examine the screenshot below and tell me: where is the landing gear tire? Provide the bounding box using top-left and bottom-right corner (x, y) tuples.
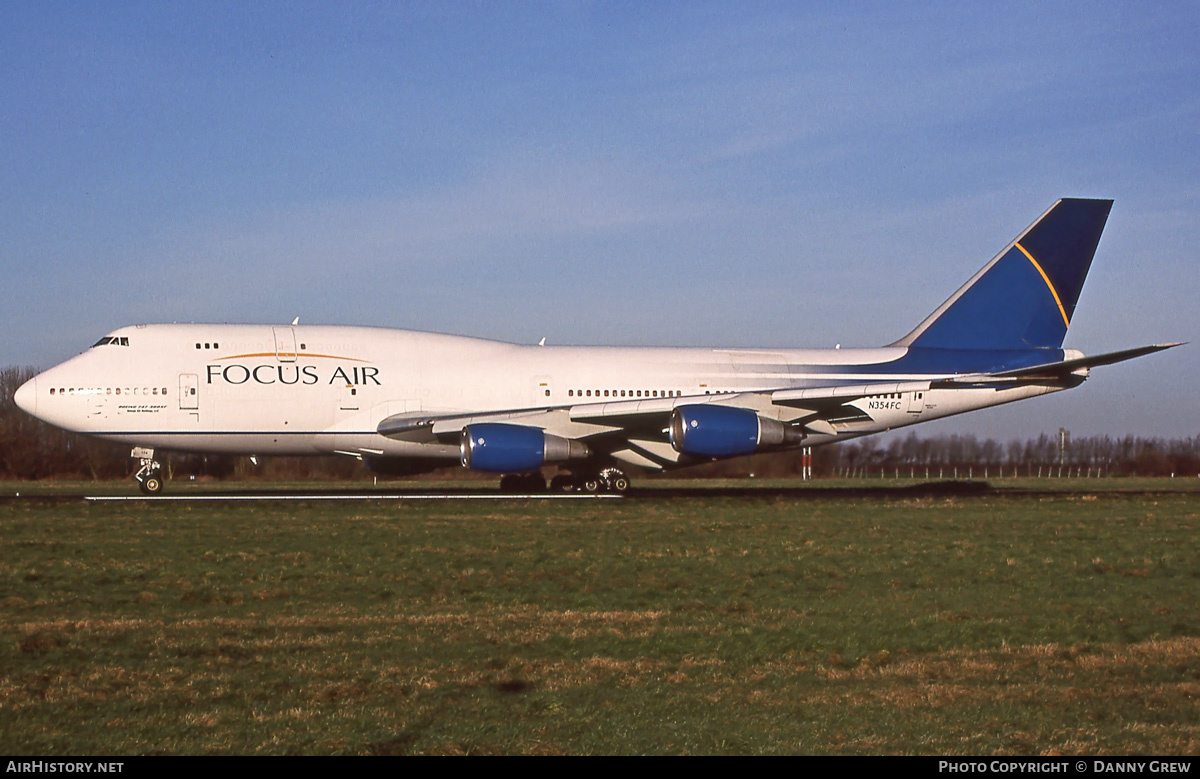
(138, 473), (163, 495)
(500, 473), (546, 493)
(557, 467), (630, 494)
(600, 468), (630, 493)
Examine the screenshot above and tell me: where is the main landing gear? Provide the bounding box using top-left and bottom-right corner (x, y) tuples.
(500, 467), (630, 494)
(132, 448), (164, 495)
(498, 472), (550, 493)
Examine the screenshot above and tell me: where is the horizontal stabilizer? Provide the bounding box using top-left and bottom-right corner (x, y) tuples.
(938, 343), (1183, 385)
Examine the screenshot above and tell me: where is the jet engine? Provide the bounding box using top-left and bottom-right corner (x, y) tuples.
(669, 405), (803, 458)
(460, 423), (591, 472)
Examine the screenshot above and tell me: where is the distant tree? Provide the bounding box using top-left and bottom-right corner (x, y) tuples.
(1, 366), (136, 480)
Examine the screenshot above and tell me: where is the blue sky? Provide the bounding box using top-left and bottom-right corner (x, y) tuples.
(2, 2), (1196, 439)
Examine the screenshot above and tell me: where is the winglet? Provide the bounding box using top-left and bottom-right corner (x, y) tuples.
(894, 199), (1113, 350)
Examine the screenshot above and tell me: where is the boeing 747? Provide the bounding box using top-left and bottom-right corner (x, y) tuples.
(13, 198), (1179, 493)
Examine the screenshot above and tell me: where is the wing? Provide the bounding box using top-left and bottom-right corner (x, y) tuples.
(375, 378), (938, 469)
(376, 343), (1182, 469)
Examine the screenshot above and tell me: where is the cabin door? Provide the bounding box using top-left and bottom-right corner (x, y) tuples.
(273, 327), (298, 363)
(179, 374), (199, 410)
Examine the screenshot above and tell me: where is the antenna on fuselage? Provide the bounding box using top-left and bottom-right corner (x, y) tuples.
(291, 317), (300, 326)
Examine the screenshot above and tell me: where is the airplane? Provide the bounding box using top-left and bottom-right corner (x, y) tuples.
(12, 198), (1179, 494)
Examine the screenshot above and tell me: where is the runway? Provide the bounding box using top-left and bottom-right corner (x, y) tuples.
(84, 492), (623, 502)
(5, 479), (1196, 504)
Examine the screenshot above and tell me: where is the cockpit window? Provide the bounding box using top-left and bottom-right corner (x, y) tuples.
(90, 336), (129, 348)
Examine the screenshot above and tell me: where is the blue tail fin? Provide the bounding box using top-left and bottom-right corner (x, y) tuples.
(894, 198), (1113, 350)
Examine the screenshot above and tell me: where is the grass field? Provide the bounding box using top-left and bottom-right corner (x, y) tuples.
(1, 482), (1197, 754)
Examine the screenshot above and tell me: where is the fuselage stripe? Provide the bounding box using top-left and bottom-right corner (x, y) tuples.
(1014, 242), (1070, 328)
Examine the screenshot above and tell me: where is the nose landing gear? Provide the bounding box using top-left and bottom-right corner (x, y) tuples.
(132, 448), (164, 495)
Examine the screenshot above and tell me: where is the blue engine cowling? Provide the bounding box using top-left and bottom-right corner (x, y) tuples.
(669, 405), (803, 458)
(460, 423), (591, 473)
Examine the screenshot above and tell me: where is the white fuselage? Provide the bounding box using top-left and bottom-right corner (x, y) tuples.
(15, 323), (1066, 470)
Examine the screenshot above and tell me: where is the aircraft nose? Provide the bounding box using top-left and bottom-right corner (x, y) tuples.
(14, 376), (37, 417)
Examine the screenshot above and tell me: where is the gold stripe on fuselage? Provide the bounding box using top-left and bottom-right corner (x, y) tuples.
(214, 352), (369, 362)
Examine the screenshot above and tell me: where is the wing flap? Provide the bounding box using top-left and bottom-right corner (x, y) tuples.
(771, 380), (933, 410)
(378, 408), (579, 443)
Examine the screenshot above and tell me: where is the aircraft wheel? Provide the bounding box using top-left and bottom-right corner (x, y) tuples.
(499, 474), (520, 493)
(550, 474), (575, 493)
(581, 476), (602, 494)
(599, 467), (629, 493)
(523, 473), (547, 493)
(139, 474), (163, 495)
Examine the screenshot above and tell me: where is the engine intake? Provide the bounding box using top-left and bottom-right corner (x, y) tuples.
(460, 423), (591, 472)
(669, 405), (803, 458)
